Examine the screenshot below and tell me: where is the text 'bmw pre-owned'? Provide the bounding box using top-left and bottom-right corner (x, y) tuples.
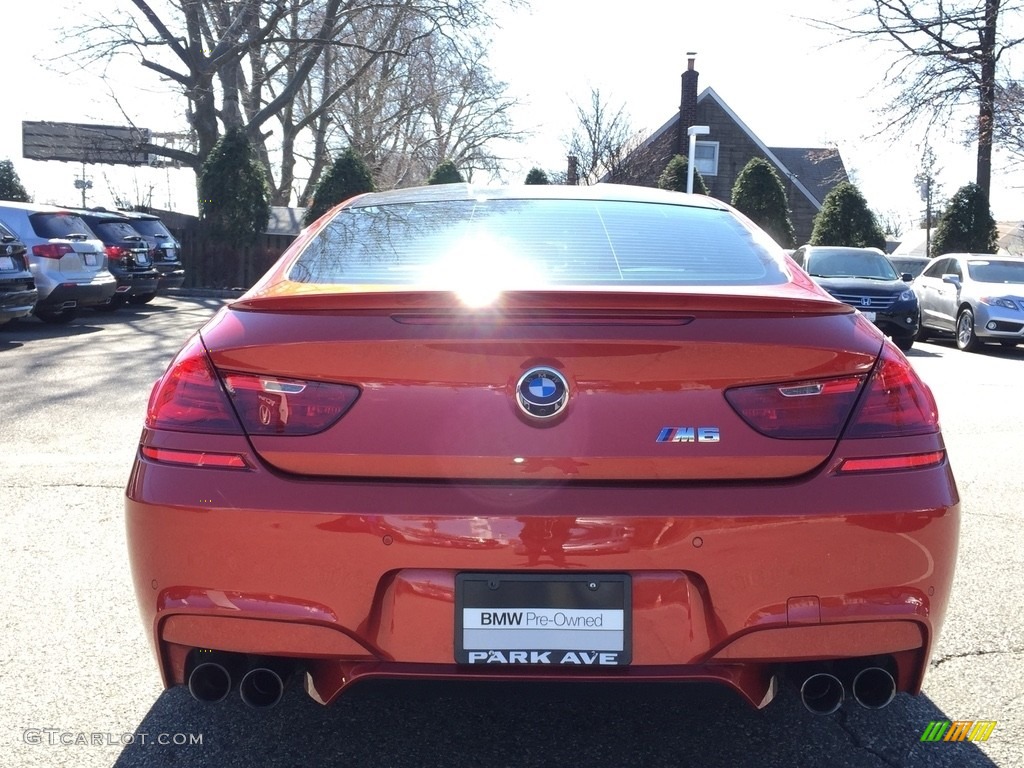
(126, 184), (959, 715)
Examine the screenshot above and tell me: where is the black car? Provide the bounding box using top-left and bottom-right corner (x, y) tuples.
(0, 220), (37, 324)
(115, 210), (186, 300)
(792, 245), (920, 351)
(72, 210), (161, 310)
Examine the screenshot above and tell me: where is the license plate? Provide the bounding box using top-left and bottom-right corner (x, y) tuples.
(84, 253), (98, 266)
(862, 311), (876, 322)
(455, 573), (631, 666)
(163, 248), (176, 261)
(0, 256), (13, 270)
(136, 252), (149, 265)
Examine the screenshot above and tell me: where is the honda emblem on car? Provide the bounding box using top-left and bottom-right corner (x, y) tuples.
(516, 366), (569, 419)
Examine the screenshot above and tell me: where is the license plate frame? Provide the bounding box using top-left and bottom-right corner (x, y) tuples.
(0, 256), (13, 271)
(455, 573), (631, 666)
(862, 310), (876, 322)
(84, 253), (98, 267)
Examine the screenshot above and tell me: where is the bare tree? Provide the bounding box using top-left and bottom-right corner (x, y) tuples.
(565, 88), (653, 185)
(322, 28), (525, 193)
(59, 0), (517, 203)
(815, 0), (1024, 198)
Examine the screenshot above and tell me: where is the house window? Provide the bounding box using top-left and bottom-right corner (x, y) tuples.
(694, 141), (719, 176)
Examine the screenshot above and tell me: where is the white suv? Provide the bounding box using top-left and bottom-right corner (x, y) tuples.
(0, 202), (117, 323)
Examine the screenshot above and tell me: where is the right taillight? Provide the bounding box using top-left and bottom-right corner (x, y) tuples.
(843, 342), (939, 438)
(725, 374), (867, 439)
(33, 243), (74, 259)
(106, 245), (126, 261)
(725, 341), (939, 441)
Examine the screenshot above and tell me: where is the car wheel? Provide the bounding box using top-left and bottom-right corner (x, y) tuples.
(127, 293), (157, 305)
(36, 309), (78, 324)
(956, 308), (983, 352)
(893, 335), (914, 352)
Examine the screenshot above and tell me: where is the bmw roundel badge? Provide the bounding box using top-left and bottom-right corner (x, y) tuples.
(516, 366), (570, 419)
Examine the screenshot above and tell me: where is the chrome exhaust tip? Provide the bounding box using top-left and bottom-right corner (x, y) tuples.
(239, 666), (286, 709)
(800, 672), (845, 715)
(852, 666), (896, 709)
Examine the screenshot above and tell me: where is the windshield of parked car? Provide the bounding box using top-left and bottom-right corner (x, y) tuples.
(966, 260), (1024, 284)
(289, 199), (788, 287)
(806, 249), (899, 280)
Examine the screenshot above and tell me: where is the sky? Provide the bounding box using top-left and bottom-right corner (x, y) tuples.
(2, 0), (1023, 235)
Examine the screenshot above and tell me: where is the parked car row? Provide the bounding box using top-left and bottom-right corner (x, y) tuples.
(790, 245), (1024, 354)
(0, 202), (185, 325)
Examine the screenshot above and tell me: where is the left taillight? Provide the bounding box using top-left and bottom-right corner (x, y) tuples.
(221, 372), (360, 436)
(146, 334), (243, 434)
(146, 333), (360, 437)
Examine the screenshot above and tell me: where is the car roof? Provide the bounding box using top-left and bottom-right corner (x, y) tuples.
(69, 208), (135, 223)
(0, 200), (84, 215)
(341, 183), (733, 211)
(115, 210), (162, 221)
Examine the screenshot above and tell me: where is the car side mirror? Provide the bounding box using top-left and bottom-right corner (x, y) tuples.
(901, 273), (913, 282)
(941, 274), (961, 286)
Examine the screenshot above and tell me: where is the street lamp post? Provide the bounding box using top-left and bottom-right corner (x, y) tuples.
(687, 125), (710, 194)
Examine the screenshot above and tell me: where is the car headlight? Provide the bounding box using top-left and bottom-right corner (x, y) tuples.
(898, 289), (917, 303)
(981, 296), (1020, 311)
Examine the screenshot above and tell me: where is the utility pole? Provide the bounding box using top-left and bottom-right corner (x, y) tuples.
(73, 162), (93, 208)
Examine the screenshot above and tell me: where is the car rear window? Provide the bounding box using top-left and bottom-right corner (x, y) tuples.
(0, 221), (19, 242)
(29, 212), (95, 239)
(967, 260), (1024, 284)
(90, 221), (144, 242)
(289, 199), (788, 287)
(127, 218), (174, 239)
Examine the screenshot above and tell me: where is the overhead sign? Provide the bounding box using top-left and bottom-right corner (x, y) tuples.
(22, 121), (152, 165)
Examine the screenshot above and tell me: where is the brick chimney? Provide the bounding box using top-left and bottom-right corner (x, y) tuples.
(677, 53), (699, 155)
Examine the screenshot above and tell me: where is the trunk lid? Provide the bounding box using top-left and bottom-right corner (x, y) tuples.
(202, 290), (881, 482)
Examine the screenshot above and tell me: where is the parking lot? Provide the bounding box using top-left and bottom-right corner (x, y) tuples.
(1, 297), (1022, 768)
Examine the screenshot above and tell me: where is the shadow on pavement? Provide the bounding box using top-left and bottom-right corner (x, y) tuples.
(114, 680), (999, 768)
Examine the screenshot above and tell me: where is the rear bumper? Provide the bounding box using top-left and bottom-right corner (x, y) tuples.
(156, 267), (186, 292)
(35, 275), (117, 310)
(0, 279), (38, 321)
(126, 430), (960, 708)
(110, 271), (161, 297)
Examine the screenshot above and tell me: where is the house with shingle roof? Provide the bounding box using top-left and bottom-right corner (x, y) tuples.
(612, 56), (850, 245)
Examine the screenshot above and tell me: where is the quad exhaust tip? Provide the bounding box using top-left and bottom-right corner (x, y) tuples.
(239, 666), (286, 709)
(187, 660), (233, 704)
(800, 672), (845, 715)
(186, 651), (290, 709)
(851, 666), (896, 710)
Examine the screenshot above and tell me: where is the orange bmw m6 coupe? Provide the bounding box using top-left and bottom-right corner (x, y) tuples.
(126, 184), (959, 715)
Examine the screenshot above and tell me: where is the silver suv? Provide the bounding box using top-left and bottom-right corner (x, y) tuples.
(0, 202), (117, 323)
